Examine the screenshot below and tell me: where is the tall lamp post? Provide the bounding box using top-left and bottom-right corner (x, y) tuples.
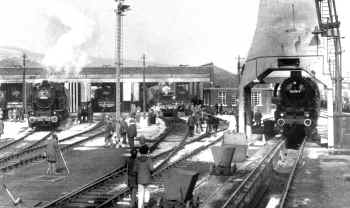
(142, 54), (146, 115)
(114, 0), (129, 133)
(22, 53), (27, 119)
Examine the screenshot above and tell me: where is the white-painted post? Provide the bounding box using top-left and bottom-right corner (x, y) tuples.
(327, 88), (334, 148)
(238, 86), (245, 133)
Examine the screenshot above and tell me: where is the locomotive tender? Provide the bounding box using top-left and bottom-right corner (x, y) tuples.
(273, 70), (320, 149)
(28, 80), (69, 129)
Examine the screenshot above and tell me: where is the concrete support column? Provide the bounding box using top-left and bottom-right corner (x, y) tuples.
(238, 86), (245, 133)
(199, 83), (203, 100)
(173, 82), (176, 99)
(238, 85), (252, 138)
(68, 82), (79, 113)
(189, 82), (193, 97)
(327, 88), (334, 148)
(80, 80), (91, 103)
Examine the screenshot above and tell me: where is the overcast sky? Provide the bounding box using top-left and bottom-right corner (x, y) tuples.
(0, 0), (349, 74)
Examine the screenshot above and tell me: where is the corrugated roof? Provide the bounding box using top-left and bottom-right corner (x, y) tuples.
(81, 66), (211, 75)
(0, 65), (212, 77)
(0, 67), (45, 75)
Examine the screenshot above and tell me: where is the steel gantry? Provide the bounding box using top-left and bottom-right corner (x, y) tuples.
(315, 0), (344, 148)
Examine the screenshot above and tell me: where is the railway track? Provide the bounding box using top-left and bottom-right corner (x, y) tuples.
(202, 140), (285, 208)
(97, 129), (227, 208)
(200, 139), (305, 208)
(40, 117), (227, 208)
(257, 140), (306, 208)
(0, 122), (104, 172)
(0, 130), (37, 156)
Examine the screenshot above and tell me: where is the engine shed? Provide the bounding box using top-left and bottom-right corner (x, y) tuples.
(0, 64), (213, 116)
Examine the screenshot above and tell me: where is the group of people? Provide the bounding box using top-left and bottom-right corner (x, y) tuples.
(7, 108), (23, 121)
(104, 115), (138, 149)
(187, 105), (220, 137)
(77, 102), (93, 123)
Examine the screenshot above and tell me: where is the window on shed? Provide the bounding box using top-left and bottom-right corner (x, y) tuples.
(231, 95), (238, 106)
(251, 91), (262, 106)
(217, 91), (227, 106)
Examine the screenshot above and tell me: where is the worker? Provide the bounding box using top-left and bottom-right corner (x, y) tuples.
(126, 149), (138, 208)
(127, 118), (137, 150)
(105, 116), (115, 147)
(46, 133), (59, 175)
(136, 145), (153, 208)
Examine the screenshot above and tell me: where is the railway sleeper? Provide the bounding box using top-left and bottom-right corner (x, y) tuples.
(71, 197), (109, 204)
(62, 202), (96, 208)
(76, 195), (112, 200)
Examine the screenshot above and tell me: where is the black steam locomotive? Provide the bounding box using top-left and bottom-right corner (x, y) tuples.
(91, 83), (115, 112)
(273, 71), (320, 149)
(28, 80), (69, 129)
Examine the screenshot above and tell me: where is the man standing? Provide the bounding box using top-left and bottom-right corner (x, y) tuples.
(215, 103), (219, 115)
(254, 109), (262, 127)
(136, 146), (153, 208)
(206, 114), (213, 134)
(105, 116), (114, 147)
(213, 116), (219, 136)
(127, 119), (137, 150)
(88, 102), (93, 123)
(46, 133), (59, 175)
(195, 111), (202, 134)
(119, 116), (128, 145)
(187, 113), (195, 137)
(126, 149), (138, 208)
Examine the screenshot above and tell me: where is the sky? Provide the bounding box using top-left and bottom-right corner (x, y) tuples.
(0, 0), (349, 74)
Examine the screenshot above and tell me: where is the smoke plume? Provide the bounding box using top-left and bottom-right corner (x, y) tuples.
(41, 0), (95, 75)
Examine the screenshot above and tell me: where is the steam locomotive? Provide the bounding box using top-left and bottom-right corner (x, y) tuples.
(273, 71), (320, 149)
(28, 80), (69, 129)
(91, 83), (115, 112)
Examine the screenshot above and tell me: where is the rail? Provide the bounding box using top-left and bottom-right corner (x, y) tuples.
(278, 140), (306, 208)
(220, 140), (285, 208)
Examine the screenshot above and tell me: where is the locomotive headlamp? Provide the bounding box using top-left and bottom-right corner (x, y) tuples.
(277, 118), (285, 127)
(29, 117), (35, 123)
(304, 112), (310, 117)
(304, 119), (312, 127)
(51, 116), (58, 123)
(280, 113), (285, 117)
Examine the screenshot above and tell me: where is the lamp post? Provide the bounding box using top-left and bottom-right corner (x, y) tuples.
(142, 54), (146, 115)
(22, 53), (27, 119)
(114, 0), (129, 133)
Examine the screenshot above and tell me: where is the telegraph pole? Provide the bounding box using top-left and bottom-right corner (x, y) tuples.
(142, 54), (146, 115)
(114, 0), (129, 133)
(22, 53), (27, 119)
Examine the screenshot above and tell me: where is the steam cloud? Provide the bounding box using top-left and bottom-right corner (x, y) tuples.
(41, 0), (95, 75)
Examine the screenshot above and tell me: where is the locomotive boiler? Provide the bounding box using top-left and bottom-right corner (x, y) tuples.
(273, 71), (320, 149)
(28, 80), (69, 129)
